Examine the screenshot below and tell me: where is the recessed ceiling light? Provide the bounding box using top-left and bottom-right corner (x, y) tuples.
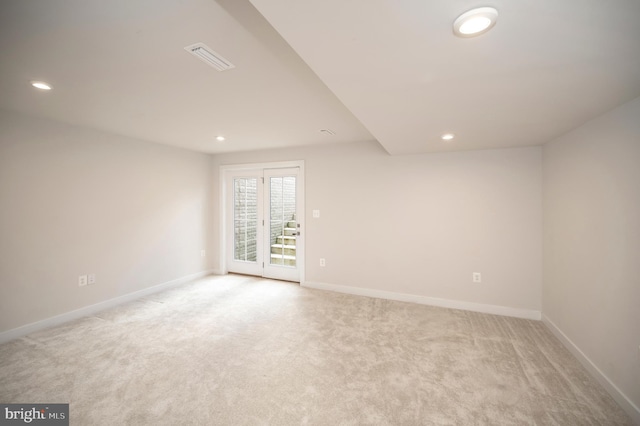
(216, 136), (225, 142)
(441, 133), (455, 141)
(30, 81), (52, 90)
(453, 7), (498, 37)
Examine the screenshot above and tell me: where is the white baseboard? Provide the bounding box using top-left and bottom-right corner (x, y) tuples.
(0, 270), (216, 345)
(302, 281), (541, 320)
(542, 315), (640, 424)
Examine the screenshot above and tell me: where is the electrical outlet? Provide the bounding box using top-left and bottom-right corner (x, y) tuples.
(201, 250), (206, 257)
(88, 274), (96, 285)
(313, 210), (320, 218)
(473, 272), (482, 283)
(78, 275), (88, 287)
(320, 258), (326, 267)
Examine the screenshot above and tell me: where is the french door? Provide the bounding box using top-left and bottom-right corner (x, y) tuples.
(225, 166), (302, 282)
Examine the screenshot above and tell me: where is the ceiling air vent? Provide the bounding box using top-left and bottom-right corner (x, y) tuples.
(184, 43), (235, 72)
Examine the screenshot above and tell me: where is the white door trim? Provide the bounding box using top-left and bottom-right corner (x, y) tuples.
(219, 160), (305, 283)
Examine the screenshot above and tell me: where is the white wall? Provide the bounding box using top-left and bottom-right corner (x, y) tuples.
(0, 110), (213, 333)
(543, 96), (640, 417)
(212, 142), (542, 315)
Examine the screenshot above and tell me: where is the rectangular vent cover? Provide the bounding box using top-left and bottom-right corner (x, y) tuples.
(184, 43), (235, 72)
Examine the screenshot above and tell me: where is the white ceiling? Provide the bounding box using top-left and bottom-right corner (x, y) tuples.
(0, 0), (373, 153)
(1, 0), (639, 155)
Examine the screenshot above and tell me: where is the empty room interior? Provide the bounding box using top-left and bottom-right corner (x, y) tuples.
(0, 0), (639, 424)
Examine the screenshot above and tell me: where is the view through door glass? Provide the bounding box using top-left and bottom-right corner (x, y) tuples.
(268, 176), (297, 268)
(234, 178), (257, 262)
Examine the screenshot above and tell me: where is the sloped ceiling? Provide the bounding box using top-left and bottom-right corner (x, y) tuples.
(1, 0), (639, 155)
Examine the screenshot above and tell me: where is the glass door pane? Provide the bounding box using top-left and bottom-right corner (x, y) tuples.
(234, 178), (258, 262)
(269, 176), (297, 267)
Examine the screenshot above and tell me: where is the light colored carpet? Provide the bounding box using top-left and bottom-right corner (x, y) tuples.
(0, 274), (632, 425)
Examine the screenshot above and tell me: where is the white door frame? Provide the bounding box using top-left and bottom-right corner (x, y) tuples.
(219, 160), (305, 283)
